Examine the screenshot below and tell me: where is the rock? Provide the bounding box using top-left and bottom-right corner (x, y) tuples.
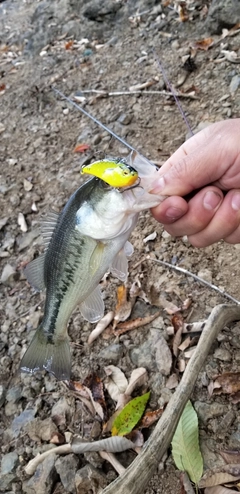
(11, 408), (37, 438)
(214, 347), (232, 361)
(17, 229), (40, 251)
(158, 388), (173, 407)
(194, 401), (226, 424)
(26, 417), (58, 442)
(118, 113), (133, 125)
(51, 397), (71, 427)
(0, 264), (17, 285)
(0, 452), (19, 491)
(6, 384), (22, 403)
(155, 336), (172, 376)
(75, 464), (107, 494)
(205, 0), (240, 34)
(55, 454), (79, 493)
(197, 268), (212, 284)
(22, 453), (57, 494)
(99, 344), (124, 363)
(0, 385), (6, 407)
(229, 424), (240, 448)
(230, 75), (240, 95)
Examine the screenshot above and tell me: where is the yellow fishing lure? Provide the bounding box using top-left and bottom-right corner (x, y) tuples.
(81, 159), (139, 188)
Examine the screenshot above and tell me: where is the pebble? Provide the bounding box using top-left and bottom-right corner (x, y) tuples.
(229, 75), (240, 95)
(158, 388), (173, 407)
(22, 453), (57, 494)
(51, 397), (72, 427)
(229, 424), (240, 448)
(197, 268), (212, 284)
(0, 452), (19, 491)
(75, 464), (107, 493)
(17, 229), (40, 251)
(0, 385), (6, 407)
(155, 336), (172, 376)
(11, 408), (37, 438)
(55, 454), (79, 493)
(25, 417), (58, 442)
(99, 344), (123, 363)
(213, 347), (232, 361)
(118, 113), (133, 125)
(1, 264), (17, 285)
(194, 401), (226, 424)
(6, 384), (22, 403)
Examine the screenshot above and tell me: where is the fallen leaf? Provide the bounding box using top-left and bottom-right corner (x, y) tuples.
(83, 373), (106, 414)
(138, 407), (163, 429)
(199, 464), (240, 488)
(69, 381), (104, 419)
(220, 449), (240, 465)
(172, 400), (203, 484)
(65, 40), (74, 50)
(212, 373), (240, 395)
(73, 143), (90, 153)
(113, 285), (133, 329)
(111, 391), (150, 436)
(191, 37), (214, 50)
(114, 311), (161, 335)
(205, 486), (239, 494)
(88, 311), (114, 344)
(126, 429), (144, 448)
(124, 368), (148, 396)
(104, 365), (128, 402)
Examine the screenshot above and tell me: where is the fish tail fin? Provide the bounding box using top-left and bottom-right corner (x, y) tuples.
(20, 325), (71, 381)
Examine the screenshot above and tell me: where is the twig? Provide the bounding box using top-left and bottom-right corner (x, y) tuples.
(102, 304), (240, 494)
(150, 258), (240, 305)
(25, 444), (72, 475)
(78, 89), (198, 100)
(99, 451), (126, 475)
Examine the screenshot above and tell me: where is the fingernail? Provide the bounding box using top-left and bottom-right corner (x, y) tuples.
(231, 193), (240, 211)
(152, 175), (165, 193)
(203, 191), (222, 211)
(165, 207), (185, 221)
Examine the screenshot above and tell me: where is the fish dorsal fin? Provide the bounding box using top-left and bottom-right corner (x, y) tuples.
(80, 285), (104, 323)
(129, 150), (157, 177)
(41, 211), (59, 250)
(24, 253), (46, 291)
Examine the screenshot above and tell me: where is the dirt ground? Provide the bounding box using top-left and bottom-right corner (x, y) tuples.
(0, 1), (240, 493)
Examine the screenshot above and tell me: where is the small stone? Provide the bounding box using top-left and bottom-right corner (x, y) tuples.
(63, 108), (69, 115)
(194, 401), (226, 424)
(229, 424), (240, 448)
(197, 268), (212, 284)
(1, 264), (17, 285)
(17, 229), (40, 251)
(118, 113), (133, 125)
(158, 388), (173, 407)
(75, 464), (107, 494)
(6, 384), (22, 403)
(1, 452), (19, 475)
(24, 179), (33, 191)
(214, 347), (232, 361)
(0, 122), (5, 133)
(51, 397), (71, 427)
(155, 336), (172, 376)
(99, 344), (123, 363)
(11, 408), (36, 438)
(22, 453), (57, 494)
(0, 385), (6, 407)
(55, 454), (79, 493)
(26, 417), (58, 442)
(229, 75), (240, 95)
(92, 133), (101, 145)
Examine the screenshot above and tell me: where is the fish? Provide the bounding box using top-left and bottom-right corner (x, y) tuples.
(81, 158), (139, 188)
(20, 165), (163, 380)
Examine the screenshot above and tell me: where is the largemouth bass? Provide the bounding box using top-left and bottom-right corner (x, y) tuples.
(20, 166), (162, 380)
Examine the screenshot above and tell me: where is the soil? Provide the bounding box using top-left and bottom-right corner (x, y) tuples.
(0, 1), (240, 493)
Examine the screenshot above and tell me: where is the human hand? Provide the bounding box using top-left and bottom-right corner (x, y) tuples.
(151, 119), (240, 247)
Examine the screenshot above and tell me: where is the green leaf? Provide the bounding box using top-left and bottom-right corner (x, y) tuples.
(171, 400), (203, 484)
(111, 391), (150, 436)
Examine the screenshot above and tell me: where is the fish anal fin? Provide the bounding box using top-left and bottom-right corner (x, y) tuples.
(80, 285), (104, 323)
(110, 248), (129, 282)
(24, 253), (46, 291)
(20, 325), (71, 381)
(41, 210), (59, 250)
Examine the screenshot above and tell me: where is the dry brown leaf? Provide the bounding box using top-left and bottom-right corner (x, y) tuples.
(220, 449), (240, 465)
(83, 373), (106, 414)
(199, 464), (240, 488)
(138, 407), (164, 429)
(88, 311), (114, 344)
(115, 311), (161, 335)
(126, 429), (144, 448)
(172, 313), (184, 357)
(180, 471), (195, 494)
(205, 487), (239, 494)
(159, 295), (181, 314)
(212, 373), (240, 395)
(113, 285), (133, 328)
(104, 365), (128, 402)
(231, 390), (240, 404)
(191, 37), (214, 50)
(69, 381), (104, 419)
(124, 368), (148, 396)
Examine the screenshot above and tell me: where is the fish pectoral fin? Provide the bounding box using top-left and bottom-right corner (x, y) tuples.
(124, 240), (134, 257)
(89, 241), (105, 275)
(110, 248), (129, 282)
(20, 325), (71, 381)
(41, 210), (59, 250)
(24, 253), (46, 291)
(80, 285), (104, 323)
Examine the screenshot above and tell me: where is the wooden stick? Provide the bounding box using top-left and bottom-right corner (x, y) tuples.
(79, 89), (198, 100)
(102, 304), (240, 494)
